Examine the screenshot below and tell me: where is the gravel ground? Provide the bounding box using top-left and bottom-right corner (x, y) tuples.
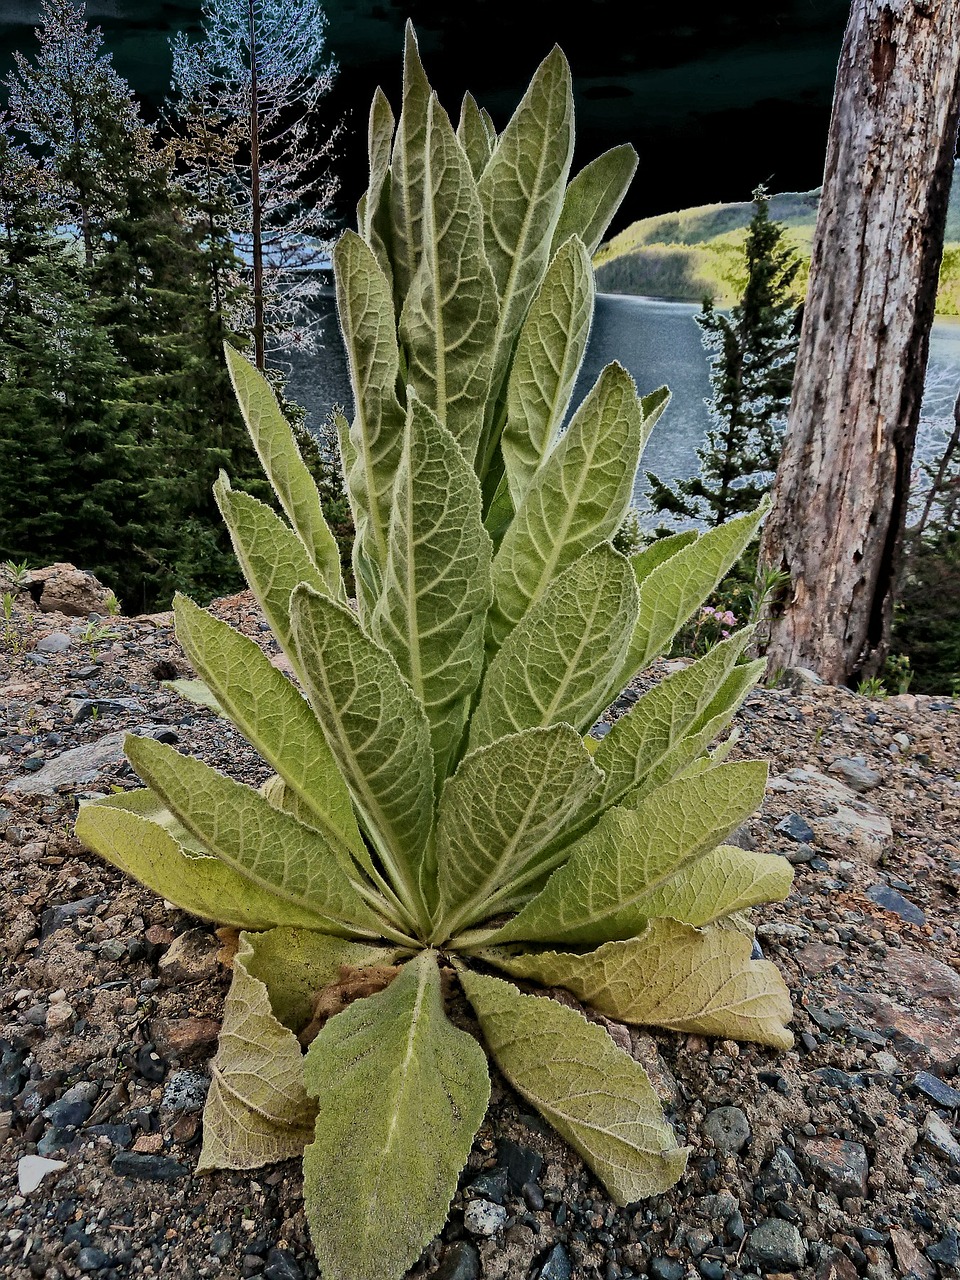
(2, 582), (960, 1280)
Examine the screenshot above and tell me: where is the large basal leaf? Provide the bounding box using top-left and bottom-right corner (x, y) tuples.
(434, 725), (604, 939)
(469, 545), (639, 752)
(458, 965), (689, 1202)
(483, 761), (768, 947)
(400, 95), (498, 465)
(477, 45), (574, 458)
(223, 345), (343, 598)
(76, 791), (332, 931)
(501, 236), (594, 511)
(490, 363), (648, 645)
(199, 929), (402, 1174)
(124, 735), (390, 940)
(457, 91), (493, 181)
(486, 916), (794, 1049)
(174, 594), (368, 870)
(629, 843), (793, 926)
(623, 502), (768, 679)
(389, 22), (431, 309)
(290, 586), (435, 931)
(302, 951), (490, 1280)
(371, 398), (492, 786)
(550, 143), (639, 258)
(213, 473), (329, 669)
(593, 628), (756, 811)
(332, 231), (406, 615)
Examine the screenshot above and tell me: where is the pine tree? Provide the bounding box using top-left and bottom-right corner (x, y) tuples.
(647, 188), (801, 528)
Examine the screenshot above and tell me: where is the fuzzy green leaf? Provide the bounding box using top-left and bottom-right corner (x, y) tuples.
(162, 678), (223, 715)
(214, 474), (329, 667)
(124, 735), (387, 938)
(490, 363), (649, 644)
(478, 44), (574, 446)
(174, 594), (368, 869)
(630, 843), (793, 925)
(459, 965), (689, 1202)
(470, 545), (639, 752)
(333, 230), (406, 612)
(371, 398), (492, 785)
(76, 791), (332, 930)
(224, 345), (342, 597)
(501, 236), (594, 510)
(486, 916), (794, 1049)
(485, 761), (768, 946)
(457, 91), (493, 181)
(400, 95), (499, 463)
(290, 587), (435, 929)
(630, 529), (699, 590)
(434, 725), (604, 938)
(550, 143), (639, 257)
(361, 86), (394, 258)
(303, 951), (490, 1280)
(593, 628), (757, 810)
(624, 502), (768, 678)
(389, 22), (432, 308)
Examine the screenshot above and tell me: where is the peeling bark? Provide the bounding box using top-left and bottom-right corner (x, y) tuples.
(758, 0), (960, 684)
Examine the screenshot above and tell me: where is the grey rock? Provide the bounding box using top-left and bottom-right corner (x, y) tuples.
(463, 1198), (507, 1237)
(77, 1246), (111, 1272)
(44, 1098), (91, 1129)
(210, 1232), (233, 1259)
(7, 726), (171, 795)
(498, 1138), (543, 1189)
(926, 1228), (960, 1268)
(759, 1145), (805, 1196)
(161, 1069), (209, 1113)
(434, 1242), (480, 1280)
(913, 1071), (960, 1108)
(111, 1152), (188, 1181)
(702, 1105), (751, 1154)
(921, 1112), (960, 1163)
(466, 1169), (509, 1204)
(694, 1190), (739, 1220)
(0, 1041), (29, 1107)
(866, 882), (926, 925)
(263, 1248), (304, 1280)
(68, 697), (145, 723)
(685, 1228), (713, 1257)
(829, 758), (883, 792)
(86, 1124), (133, 1148)
(799, 1136), (869, 1197)
(538, 1244), (572, 1280)
(649, 1260), (684, 1280)
(40, 896), (103, 940)
(60, 1081), (100, 1106)
(35, 632), (71, 654)
(746, 1219), (806, 1271)
(783, 666), (823, 689)
(775, 813), (815, 843)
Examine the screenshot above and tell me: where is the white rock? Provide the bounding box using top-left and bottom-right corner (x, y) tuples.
(18, 1155), (68, 1194)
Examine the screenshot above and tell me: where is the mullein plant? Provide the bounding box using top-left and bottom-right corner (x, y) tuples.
(77, 27), (793, 1280)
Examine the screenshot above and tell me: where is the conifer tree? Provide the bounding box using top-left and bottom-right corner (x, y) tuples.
(647, 188), (800, 528)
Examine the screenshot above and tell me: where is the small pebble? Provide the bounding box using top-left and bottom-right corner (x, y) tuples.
(463, 1199), (506, 1237)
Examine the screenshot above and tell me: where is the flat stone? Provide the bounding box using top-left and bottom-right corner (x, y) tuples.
(702, 1105), (751, 1154)
(649, 1260), (684, 1280)
(463, 1199), (506, 1237)
(921, 1112), (960, 1163)
(866, 883), (926, 925)
(6, 725), (172, 795)
(149, 1016), (220, 1058)
(775, 813), (815, 844)
(538, 1244), (572, 1280)
(40, 896), (103, 940)
(889, 1227), (935, 1280)
(111, 1152), (189, 1182)
(759, 1146), (805, 1197)
(769, 768), (892, 864)
(848, 946), (960, 1069)
(18, 1154), (68, 1194)
(746, 1219), (806, 1271)
(497, 1138), (543, 1190)
(466, 1169), (509, 1205)
(434, 1242), (480, 1280)
(912, 1071), (960, 1108)
(926, 1228), (960, 1268)
(67, 697), (145, 723)
(35, 632), (71, 654)
(799, 1136), (869, 1197)
(158, 929), (220, 985)
(828, 758), (883, 792)
(816, 1254), (859, 1280)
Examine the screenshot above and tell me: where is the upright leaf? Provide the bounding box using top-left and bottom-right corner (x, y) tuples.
(459, 966), (689, 1202)
(361, 85), (394, 261)
(303, 951), (490, 1280)
(490, 363), (648, 644)
(399, 94), (499, 464)
(501, 236), (594, 510)
(124, 735), (388, 939)
(223, 345), (342, 597)
(478, 44), (574, 456)
(434, 725), (604, 938)
(485, 761), (768, 946)
(469, 545), (639, 752)
(624, 502), (768, 678)
(487, 917), (794, 1049)
(630, 529), (698, 590)
(550, 144), (639, 257)
(371, 399), (492, 784)
(333, 231), (406, 612)
(290, 586), (435, 930)
(457, 91), (492, 180)
(389, 22), (431, 308)
(214, 474), (329, 667)
(76, 792), (332, 931)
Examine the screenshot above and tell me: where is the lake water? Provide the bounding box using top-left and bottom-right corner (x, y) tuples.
(285, 292), (960, 522)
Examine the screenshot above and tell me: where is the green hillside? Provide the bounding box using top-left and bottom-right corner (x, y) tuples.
(595, 165), (960, 315)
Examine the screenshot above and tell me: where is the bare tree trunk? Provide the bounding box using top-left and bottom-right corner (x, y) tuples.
(248, 0), (265, 370)
(758, 0), (960, 684)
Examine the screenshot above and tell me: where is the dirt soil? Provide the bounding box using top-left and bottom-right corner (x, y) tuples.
(2, 586), (960, 1280)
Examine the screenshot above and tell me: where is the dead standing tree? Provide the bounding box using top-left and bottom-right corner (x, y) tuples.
(758, 0), (960, 683)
